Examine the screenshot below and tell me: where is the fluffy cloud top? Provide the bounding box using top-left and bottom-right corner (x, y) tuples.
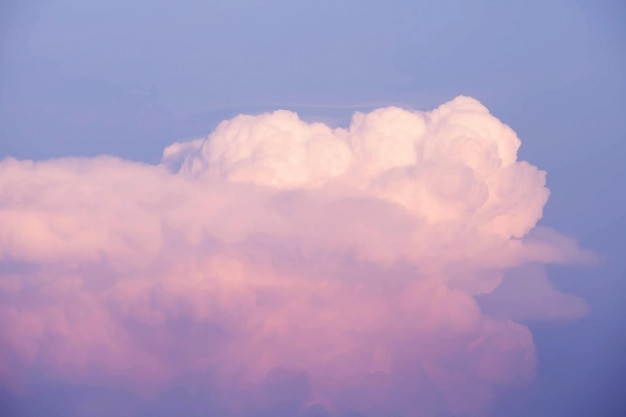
(0, 96), (594, 417)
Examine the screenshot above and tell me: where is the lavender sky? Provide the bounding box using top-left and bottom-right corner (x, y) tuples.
(1, 1), (625, 416)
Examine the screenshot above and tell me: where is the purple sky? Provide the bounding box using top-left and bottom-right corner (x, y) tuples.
(1, 1), (625, 416)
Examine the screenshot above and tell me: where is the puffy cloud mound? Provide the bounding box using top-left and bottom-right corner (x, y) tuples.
(0, 96), (594, 417)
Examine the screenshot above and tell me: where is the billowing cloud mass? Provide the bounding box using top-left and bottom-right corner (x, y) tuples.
(0, 96), (594, 417)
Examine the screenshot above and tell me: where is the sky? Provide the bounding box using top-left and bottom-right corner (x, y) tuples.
(0, 1), (625, 416)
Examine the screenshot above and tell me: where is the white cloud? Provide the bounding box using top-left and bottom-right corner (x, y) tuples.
(0, 96), (595, 416)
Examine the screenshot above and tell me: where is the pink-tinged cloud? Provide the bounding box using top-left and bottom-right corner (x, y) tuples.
(0, 96), (595, 416)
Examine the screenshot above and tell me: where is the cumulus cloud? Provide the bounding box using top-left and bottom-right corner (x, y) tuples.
(0, 96), (595, 416)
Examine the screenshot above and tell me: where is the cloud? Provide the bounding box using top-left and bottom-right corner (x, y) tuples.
(478, 263), (590, 322)
(0, 96), (595, 416)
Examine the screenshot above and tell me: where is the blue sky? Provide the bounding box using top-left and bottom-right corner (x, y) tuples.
(1, 1), (625, 416)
